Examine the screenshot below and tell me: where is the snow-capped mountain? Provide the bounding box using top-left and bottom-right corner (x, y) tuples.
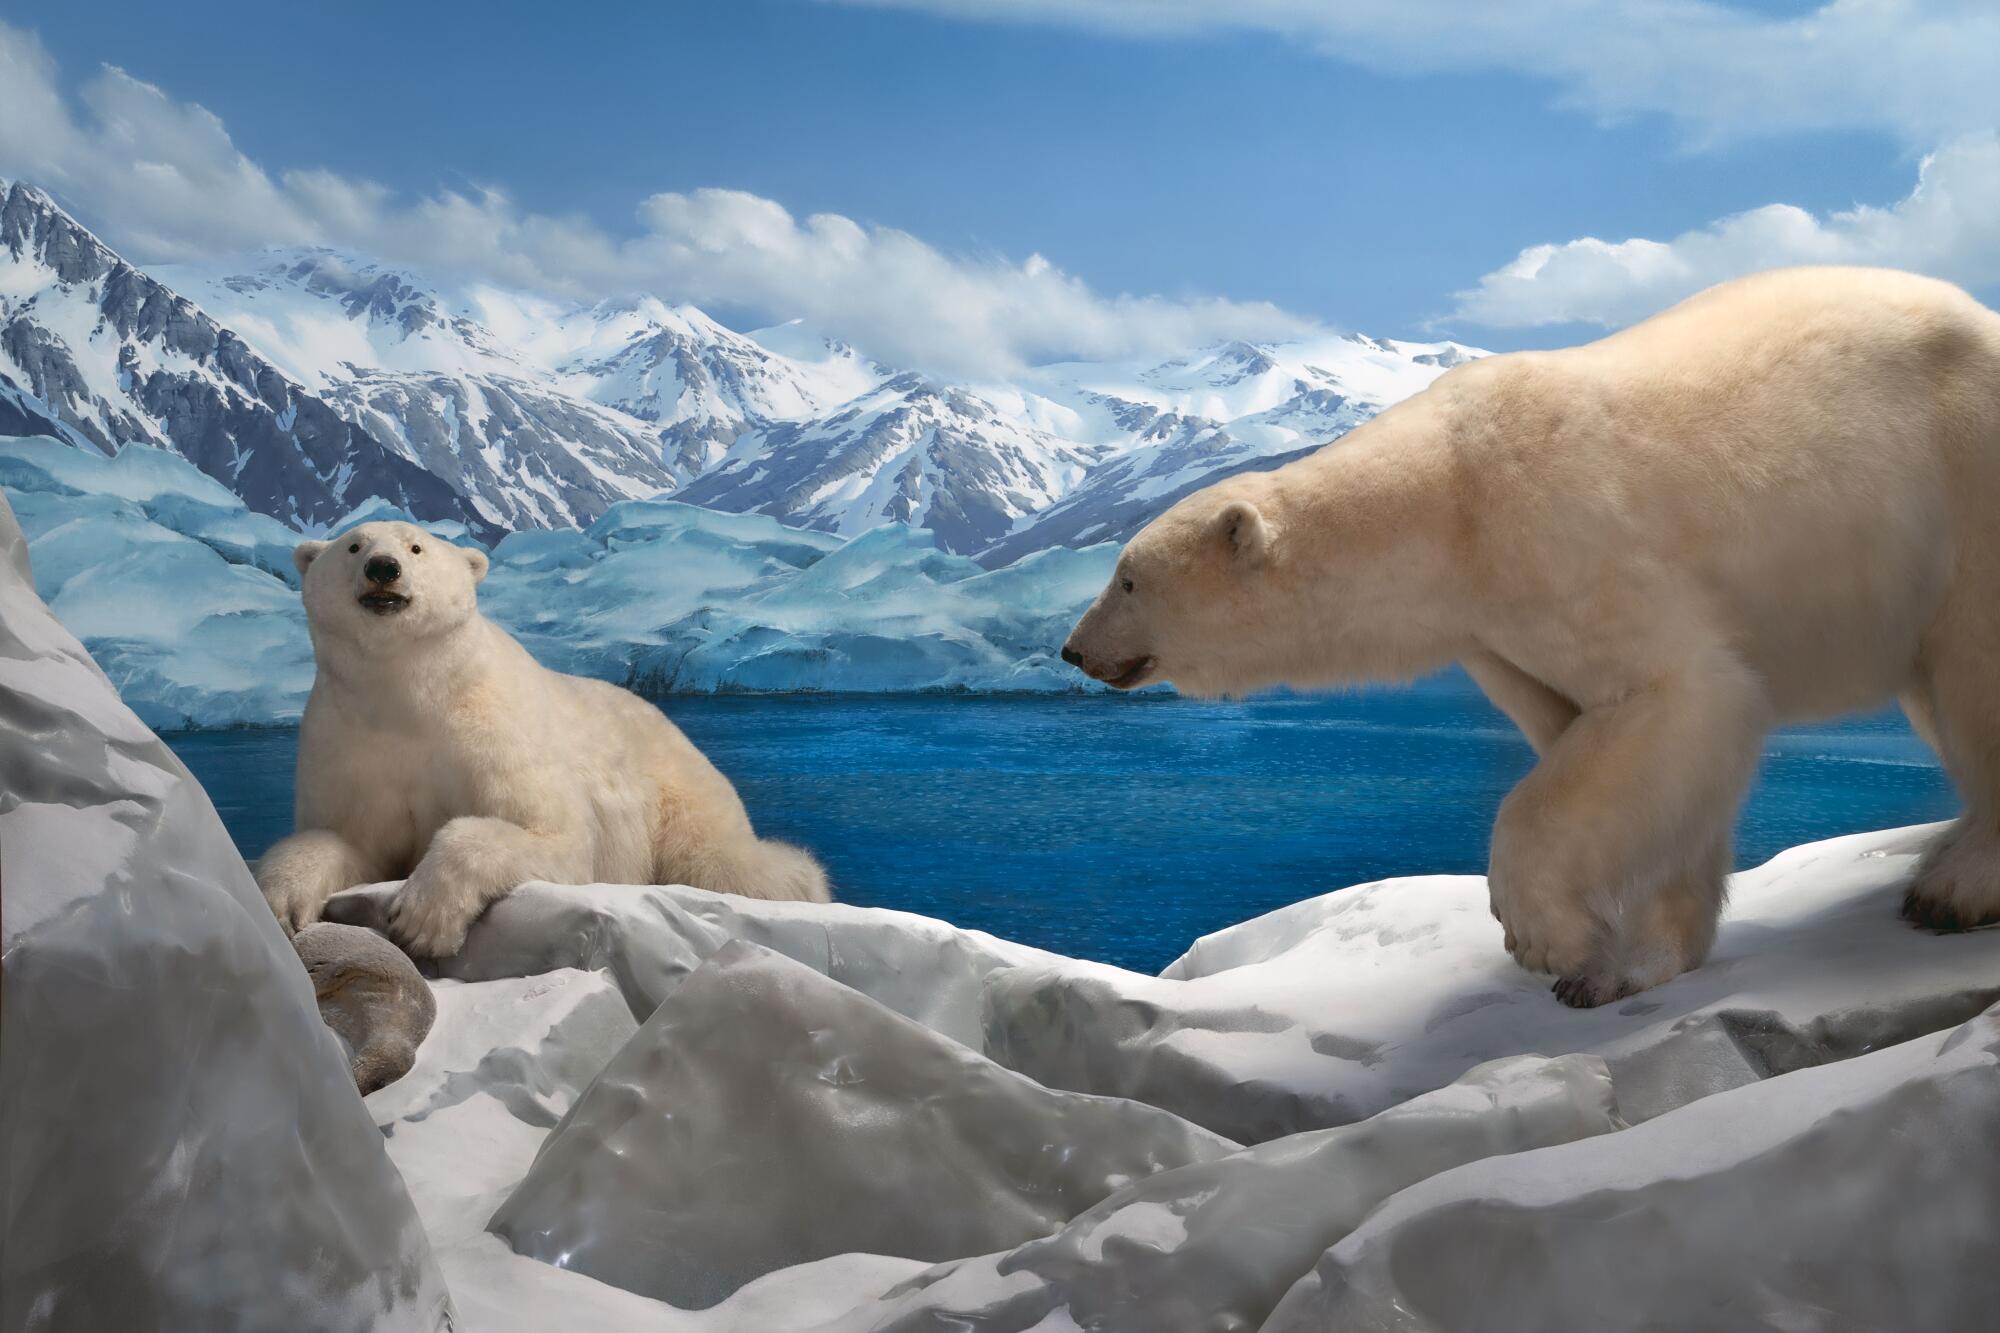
(0, 180), (476, 535)
(1, 177), (1481, 561)
(980, 333), (1475, 564)
(674, 372), (1098, 554)
(157, 253), (684, 530)
(157, 250), (895, 530)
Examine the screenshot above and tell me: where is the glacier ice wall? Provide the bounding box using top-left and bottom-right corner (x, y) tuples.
(0, 434), (1123, 727)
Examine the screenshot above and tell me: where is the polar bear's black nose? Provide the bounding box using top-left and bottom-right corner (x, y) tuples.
(1061, 644), (1083, 666)
(364, 555), (402, 585)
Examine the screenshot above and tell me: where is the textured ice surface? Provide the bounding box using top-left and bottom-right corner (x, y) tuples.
(0, 489), (451, 1331)
(833, 1054), (1620, 1332)
(1263, 1003), (2000, 1332)
(488, 941), (1238, 1308)
(0, 433), (1120, 725)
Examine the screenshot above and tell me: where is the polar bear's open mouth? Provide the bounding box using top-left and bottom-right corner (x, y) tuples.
(358, 590), (411, 615)
(1105, 656), (1156, 689)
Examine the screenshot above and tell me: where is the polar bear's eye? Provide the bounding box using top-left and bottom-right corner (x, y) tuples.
(1121, 578), (1135, 594)
(347, 543), (360, 554)
(410, 544), (423, 554)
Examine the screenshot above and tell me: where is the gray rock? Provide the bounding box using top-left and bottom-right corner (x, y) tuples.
(488, 940), (1237, 1310)
(0, 490), (451, 1332)
(293, 924), (438, 1095)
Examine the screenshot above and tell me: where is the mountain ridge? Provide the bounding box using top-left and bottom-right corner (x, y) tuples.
(0, 179), (1482, 562)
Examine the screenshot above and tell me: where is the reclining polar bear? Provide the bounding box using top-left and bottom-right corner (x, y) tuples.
(257, 521), (829, 956)
(1065, 266), (2000, 1006)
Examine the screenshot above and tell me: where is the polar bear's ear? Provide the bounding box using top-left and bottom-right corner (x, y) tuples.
(463, 547), (490, 586)
(1216, 500), (1275, 564)
(292, 539), (329, 577)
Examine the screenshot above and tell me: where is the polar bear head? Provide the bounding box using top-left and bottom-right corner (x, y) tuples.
(293, 521), (489, 646)
(1062, 481), (1293, 697)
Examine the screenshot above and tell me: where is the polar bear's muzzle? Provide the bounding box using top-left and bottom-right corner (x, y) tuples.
(358, 553), (412, 614)
(1061, 645), (1156, 690)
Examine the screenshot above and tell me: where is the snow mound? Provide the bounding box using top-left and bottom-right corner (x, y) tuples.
(987, 823), (2000, 1141)
(0, 487), (450, 1330)
(489, 941), (1238, 1309)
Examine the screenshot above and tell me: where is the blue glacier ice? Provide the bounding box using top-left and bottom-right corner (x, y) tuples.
(0, 435), (1123, 726)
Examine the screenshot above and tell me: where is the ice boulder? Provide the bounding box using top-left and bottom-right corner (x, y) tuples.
(838, 1054), (1620, 1333)
(1264, 1000), (2000, 1332)
(488, 941), (1238, 1309)
(362, 963), (938, 1332)
(986, 823), (2000, 1141)
(0, 489), (451, 1331)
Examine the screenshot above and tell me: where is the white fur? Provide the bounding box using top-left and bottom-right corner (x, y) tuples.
(1067, 267), (2000, 1006)
(256, 521), (828, 956)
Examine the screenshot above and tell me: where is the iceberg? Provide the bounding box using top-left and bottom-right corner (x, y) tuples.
(0, 434), (1124, 726)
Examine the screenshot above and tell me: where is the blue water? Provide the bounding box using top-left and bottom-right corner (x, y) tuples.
(163, 677), (1956, 973)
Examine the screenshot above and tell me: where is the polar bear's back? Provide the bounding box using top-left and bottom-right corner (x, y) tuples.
(1429, 267), (2000, 720)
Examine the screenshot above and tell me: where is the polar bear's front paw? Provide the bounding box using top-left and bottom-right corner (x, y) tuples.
(385, 877), (482, 958)
(261, 882), (325, 938)
(1489, 883), (1594, 982)
(1551, 967), (1634, 1009)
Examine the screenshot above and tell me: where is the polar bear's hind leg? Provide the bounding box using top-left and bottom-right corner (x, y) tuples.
(1903, 586), (2000, 931)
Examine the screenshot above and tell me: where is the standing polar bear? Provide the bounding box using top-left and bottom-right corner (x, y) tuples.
(257, 521), (829, 957)
(1065, 267), (2000, 1007)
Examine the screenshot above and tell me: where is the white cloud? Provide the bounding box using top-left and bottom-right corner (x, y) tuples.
(827, 0), (2000, 149)
(0, 21), (1313, 376)
(1447, 132), (2000, 328)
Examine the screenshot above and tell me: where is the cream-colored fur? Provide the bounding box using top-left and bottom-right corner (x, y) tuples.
(256, 521), (829, 957)
(1065, 267), (2000, 1006)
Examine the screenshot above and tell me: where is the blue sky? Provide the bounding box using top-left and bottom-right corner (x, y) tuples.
(3, 2), (1997, 370)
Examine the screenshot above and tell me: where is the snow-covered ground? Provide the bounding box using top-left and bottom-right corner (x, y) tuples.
(0, 434), (1120, 726)
(331, 817), (2000, 1330)
(8, 477), (2000, 1330)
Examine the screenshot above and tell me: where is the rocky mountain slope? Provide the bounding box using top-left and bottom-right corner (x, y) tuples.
(0, 180), (481, 536)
